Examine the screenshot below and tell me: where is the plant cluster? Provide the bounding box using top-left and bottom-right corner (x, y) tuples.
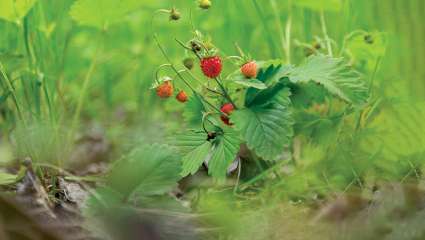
(152, 11), (369, 181)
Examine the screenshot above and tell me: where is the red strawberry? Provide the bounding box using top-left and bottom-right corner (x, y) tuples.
(176, 90), (188, 103)
(241, 61), (257, 78)
(200, 56), (222, 78)
(156, 81), (173, 98)
(220, 103), (234, 125)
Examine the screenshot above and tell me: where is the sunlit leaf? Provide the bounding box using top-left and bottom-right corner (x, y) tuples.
(289, 54), (368, 106)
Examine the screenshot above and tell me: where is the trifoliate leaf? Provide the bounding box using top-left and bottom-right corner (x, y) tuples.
(289, 54), (368, 106)
(173, 129), (241, 179)
(69, 0), (143, 29)
(108, 144), (181, 198)
(0, 0), (37, 23)
(232, 88), (293, 160)
(173, 130), (211, 176)
(293, 0), (342, 12)
(208, 129), (241, 179)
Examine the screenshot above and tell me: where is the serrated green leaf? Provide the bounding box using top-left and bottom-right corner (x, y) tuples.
(69, 0), (143, 29)
(208, 130), (241, 179)
(173, 130), (210, 176)
(0, 0), (37, 23)
(174, 129), (241, 179)
(232, 88), (293, 160)
(183, 94), (205, 126)
(108, 144), (181, 198)
(288, 81), (327, 108)
(293, 0), (342, 12)
(181, 141), (211, 176)
(289, 54), (368, 106)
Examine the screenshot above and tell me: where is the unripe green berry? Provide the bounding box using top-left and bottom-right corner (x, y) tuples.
(183, 57), (194, 70)
(199, 0), (212, 9)
(169, 8), (181, 21)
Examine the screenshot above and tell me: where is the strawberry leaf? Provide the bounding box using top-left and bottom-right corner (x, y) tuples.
(0, 0), (37, 23)
(173, 130), (211, 176)
(207, 129), (241, 179)
(173, 129), (241, 179)
(231, 88), (293, 161)
(289, 54), (368, 106)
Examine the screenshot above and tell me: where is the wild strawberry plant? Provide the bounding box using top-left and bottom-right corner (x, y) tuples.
(153, 24), (369, 180)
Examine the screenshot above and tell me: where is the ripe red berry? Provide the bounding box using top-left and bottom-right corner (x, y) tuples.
(220, 115), (231, 125)
(200, 56), (222, 78)
(176, 90), (188, 103)
(156, 81), (173, 98)
(220, 103), (234, 125)
(221, 103), (234, 115)
(241, 61), (257, 78)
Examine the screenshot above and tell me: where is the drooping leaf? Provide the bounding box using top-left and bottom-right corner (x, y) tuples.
(108, 144), (181, 198)
(173, 130), (211, 176)
(69, 0), (143, 29)
(289, 54), (368, 106)
(232, 88), (293, 160)
(0, 0), (37, 23)
(293, 0), (342, 12)
(207, 129), (241, 179)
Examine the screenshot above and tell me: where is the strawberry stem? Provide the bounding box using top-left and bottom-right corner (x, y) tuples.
(214, 77), (237, 109)
(154, 35), (222, 114)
